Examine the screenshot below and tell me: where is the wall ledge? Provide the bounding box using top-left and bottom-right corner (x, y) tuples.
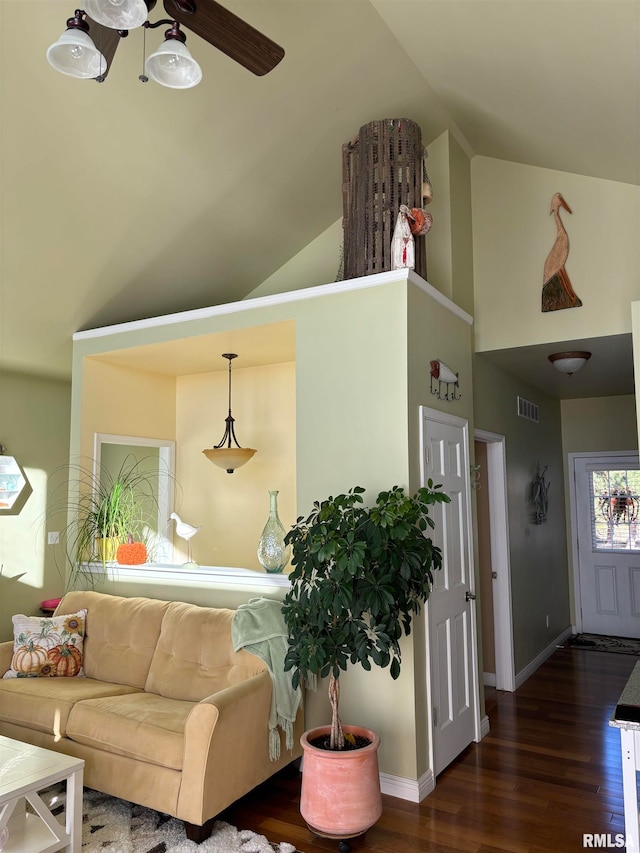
(84, 562), (291, 590)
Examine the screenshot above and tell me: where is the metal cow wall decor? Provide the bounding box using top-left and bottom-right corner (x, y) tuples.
(430, 360), (460, 401)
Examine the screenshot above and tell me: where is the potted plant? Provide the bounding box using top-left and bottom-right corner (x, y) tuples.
(281, 482), (450, 846)
(50, 457), (162, 590)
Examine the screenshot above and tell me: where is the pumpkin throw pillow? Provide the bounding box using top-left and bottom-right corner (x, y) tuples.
(2, 609), (87, 678)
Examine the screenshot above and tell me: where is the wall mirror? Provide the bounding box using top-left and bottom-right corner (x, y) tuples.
(93, 434), (175, 564)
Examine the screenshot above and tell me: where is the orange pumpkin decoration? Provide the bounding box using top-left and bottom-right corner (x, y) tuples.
(12, 642), (48, 673)
(117, 535), (147, 565)
(47, 643), (82, 677)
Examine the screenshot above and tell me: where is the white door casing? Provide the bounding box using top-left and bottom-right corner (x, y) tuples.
(570, 452), (640, 638)
(420, 407), (481, 777)
(474, 430), (515, 693)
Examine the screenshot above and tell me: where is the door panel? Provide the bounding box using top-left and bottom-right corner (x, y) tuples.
(421, 408), (478, 776)
(574, 454), (640, 637)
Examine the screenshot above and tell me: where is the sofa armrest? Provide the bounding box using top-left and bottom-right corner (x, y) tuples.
(0, 640), (13, 675)
(177, 670), (299, 824)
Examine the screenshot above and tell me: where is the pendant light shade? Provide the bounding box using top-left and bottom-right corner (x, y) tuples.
(84, 0), (149, 30)
(203, 354), (257, 474)
(47, 27), (106, 79)
(145, 39), (202, 89)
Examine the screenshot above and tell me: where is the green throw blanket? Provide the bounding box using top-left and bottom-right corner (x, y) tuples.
(232, 597), (302, 761)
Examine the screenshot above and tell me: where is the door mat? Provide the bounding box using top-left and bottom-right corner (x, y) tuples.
(565, 633), (640, 655)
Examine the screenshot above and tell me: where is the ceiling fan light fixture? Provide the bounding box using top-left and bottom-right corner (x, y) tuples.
(548, 350), (591, 376)
(145, 33), (202, 88)
(84, 0), (150, 30)
(46, 26), (107, 79)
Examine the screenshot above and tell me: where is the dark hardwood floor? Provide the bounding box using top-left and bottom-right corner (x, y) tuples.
(224, 647), (637, 853)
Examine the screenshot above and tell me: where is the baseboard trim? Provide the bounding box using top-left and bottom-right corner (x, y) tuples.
(379, 769), (434, 803)
(480, 714), (490, 739)
(483, 672), (496, 687)
(515, 626), (573, 689)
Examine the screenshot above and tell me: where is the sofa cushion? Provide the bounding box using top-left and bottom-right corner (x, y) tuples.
(3, 610), (87, 678)
(66, 692), (194, 770)
(145, 601), (266, 701)
(0, 677), (142, 737)
(56, 591), (171, 688)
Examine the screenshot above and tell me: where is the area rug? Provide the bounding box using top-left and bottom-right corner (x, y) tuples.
(565, 633), (640, 655)
(38, 784), (300, 853)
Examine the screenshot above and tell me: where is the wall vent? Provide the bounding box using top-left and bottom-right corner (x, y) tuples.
(517, 396), (539, 423)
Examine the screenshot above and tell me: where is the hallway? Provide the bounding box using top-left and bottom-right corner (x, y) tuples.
(226, 647), (637, 852)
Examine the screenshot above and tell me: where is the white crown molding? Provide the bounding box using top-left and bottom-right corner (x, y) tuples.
(73, 270), (472, 342)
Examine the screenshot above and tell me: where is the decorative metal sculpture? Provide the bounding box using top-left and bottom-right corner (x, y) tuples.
(430, 360), (460, 401)
(532, 463), (550, 524)
(542, 192), (582, 312)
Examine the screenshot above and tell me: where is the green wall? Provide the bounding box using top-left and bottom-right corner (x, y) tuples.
(0, 370), (71, 641)
(473, 355), (571, 674)
(560, 394), (638, 623)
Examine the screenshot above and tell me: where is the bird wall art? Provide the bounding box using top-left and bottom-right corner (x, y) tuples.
(541, 192), (582, 312)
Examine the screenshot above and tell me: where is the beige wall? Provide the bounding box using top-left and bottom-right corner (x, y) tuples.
(473, 355), (571, 674)
(175, 362), (296, 569)
(80, 359), (177, 462)
(0, 370), (71, 641)
(472, 156), (640, 353)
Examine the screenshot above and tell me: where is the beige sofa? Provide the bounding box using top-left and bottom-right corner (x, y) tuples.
(0, 590), (303, 842)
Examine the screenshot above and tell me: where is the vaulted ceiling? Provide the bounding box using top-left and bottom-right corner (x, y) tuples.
(1, 0), (638, 387)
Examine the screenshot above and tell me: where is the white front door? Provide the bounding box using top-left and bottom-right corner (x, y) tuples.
(573, 453), (640, 637)
(420, 407), (480, 776)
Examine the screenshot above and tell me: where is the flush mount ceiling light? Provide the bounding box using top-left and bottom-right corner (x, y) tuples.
(46, 0), (284, 87)
(202, 354), (257, 474)
(548, 351), (592, 376)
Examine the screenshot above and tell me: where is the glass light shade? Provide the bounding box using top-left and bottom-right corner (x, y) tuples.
(548, 351), (591, 376)
(46, 30), (106, 79)
(202, 447), (256, 474)
(145, 41), (202, 89)
(84, 0), (148, 29)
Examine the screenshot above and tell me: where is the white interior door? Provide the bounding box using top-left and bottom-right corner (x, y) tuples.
(573, 453), (640, 638)
(420, 407), (480, 776)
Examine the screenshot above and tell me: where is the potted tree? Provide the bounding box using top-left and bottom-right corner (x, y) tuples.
(281, 482), (450, 848)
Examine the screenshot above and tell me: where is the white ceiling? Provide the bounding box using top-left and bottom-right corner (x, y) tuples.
(1, 0), (639, 400)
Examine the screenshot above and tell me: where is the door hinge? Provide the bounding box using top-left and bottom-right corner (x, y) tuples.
(432, 706), (438, 727)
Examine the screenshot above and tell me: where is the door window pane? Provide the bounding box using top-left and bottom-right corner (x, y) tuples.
(591, 469), (640, 551)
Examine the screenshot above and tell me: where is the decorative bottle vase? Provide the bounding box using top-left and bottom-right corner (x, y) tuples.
(257, 490), (290, 573)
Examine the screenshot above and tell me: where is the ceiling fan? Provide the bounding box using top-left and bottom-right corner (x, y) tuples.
(46, 0), (285, 88)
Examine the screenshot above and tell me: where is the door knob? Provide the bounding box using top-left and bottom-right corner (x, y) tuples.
(465, 590), (476, 602)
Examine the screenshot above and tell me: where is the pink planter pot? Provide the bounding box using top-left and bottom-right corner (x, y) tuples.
(300, 725), (382, 840)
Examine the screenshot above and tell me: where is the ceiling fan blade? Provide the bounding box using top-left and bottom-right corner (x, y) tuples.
(162, 0), (284, 75)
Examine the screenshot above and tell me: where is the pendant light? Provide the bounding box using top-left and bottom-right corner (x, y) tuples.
(203, 354), (257, 474)
(144, 21), (202, 89)
(46, 10), (107, 79)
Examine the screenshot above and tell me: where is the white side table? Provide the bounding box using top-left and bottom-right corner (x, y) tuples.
(0, 736), (84, 853)
(610, 661), (640, 852)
